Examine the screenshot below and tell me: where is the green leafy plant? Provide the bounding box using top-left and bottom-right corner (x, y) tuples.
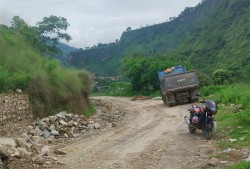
(213, 69), (232, 85)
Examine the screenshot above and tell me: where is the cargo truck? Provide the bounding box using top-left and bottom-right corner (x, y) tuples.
(158, 66), (199, 106)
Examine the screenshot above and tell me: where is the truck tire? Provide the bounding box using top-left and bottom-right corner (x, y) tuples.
(162, 94), (166, 104)
(164, 96), (174, 107)
(191, 98), (198, 103)
(167, 103), (174, 107)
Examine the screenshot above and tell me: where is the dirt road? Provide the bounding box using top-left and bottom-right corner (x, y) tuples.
(56, 97), (220, 169)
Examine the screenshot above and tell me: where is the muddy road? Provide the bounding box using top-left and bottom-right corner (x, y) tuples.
(56, 97), (219, 169)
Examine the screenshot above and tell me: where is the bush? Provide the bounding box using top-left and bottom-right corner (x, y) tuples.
(213, 69), (232, 85)
(0, 66), (30, 92)
(197, 71), (213, 87)
(28, 59), (92, 118)
(7, 71), (31, 91)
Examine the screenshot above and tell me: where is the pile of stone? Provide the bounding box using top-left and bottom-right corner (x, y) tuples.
(33, 111), (100, 139)
(0, 111), (103, 167)
(90, 98), (126, 129)
(0, 136), (59, 168)
(0, 99), (125, 168)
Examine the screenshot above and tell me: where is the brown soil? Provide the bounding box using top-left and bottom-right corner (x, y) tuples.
(53, 96), (223, 169)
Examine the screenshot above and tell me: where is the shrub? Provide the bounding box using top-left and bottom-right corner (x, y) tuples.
(197, 71), (213, 87)
(7, 71), (31, 91)
(28, 59), (92, 118)
(212, 69), (232, 85)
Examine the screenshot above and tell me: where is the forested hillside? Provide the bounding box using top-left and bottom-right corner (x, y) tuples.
(57, 42), (77, 66)
(69, 0), (250, 83)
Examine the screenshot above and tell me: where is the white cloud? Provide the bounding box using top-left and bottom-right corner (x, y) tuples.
(0, 0), (201, 48)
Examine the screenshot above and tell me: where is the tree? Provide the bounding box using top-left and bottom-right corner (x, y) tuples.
(126, 27), (132, 32)
(36, 15), (72, 56)
(11, 16), (41, 49)
(212, 69), (232, 85)
(123, 55), (188, 91)
(197, 71), (213, 87)
(11, 16), (29, 33)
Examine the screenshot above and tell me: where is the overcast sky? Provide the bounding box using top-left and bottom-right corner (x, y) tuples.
(0, 0), (201, 48)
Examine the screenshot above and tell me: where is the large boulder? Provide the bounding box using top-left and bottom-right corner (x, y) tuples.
(0, 137), (16, 157)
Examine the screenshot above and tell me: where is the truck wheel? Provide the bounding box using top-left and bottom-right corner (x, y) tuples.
(165, 96), (174, 107)
(191, 98), (198, 103)
(167, 103), (174, 107)
(165, 97), (170, 106)
(162, 95), (166, 104)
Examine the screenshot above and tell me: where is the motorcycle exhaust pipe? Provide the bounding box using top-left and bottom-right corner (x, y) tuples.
(184, 116), (190, 125)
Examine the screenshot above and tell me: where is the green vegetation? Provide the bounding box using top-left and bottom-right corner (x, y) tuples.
(10, 15), (71, 57)
(123, 55), (190, 91)
(200, 84), (250, 153)
(104, 82), (134, 97)
(28, 61), (92, 117)
(227, 161), (250, 169)
(0, 18), (92, 118)
(212, 69), (233, 85)
(93, 81), (161, 98)
(200, 84), (250, 167)
(83, 105), (96, 117)
(68, 0), (250, 87)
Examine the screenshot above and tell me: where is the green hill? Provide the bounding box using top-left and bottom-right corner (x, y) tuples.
(57, 42), (77, 66)
(0, 25), (92, 118)
(69, 0), (250, 83)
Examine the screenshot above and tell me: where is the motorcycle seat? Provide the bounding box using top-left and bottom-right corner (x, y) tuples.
(192, 105), (205, 113)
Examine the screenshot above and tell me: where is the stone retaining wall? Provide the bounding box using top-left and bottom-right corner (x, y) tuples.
(0, 93), (33, 136)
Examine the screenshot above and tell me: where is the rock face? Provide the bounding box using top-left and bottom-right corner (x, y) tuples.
(0, 93), (33, 137)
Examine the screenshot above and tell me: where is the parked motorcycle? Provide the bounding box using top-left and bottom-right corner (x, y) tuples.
(184, 94), (220, 140)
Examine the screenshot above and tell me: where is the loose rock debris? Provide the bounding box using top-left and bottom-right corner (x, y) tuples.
(0, 98), (124, 169)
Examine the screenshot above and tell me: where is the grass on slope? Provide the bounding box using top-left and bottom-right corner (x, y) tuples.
(0, 27), (93, 118)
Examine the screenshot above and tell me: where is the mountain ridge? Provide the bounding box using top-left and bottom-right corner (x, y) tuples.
(68, 0), (250, 83)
